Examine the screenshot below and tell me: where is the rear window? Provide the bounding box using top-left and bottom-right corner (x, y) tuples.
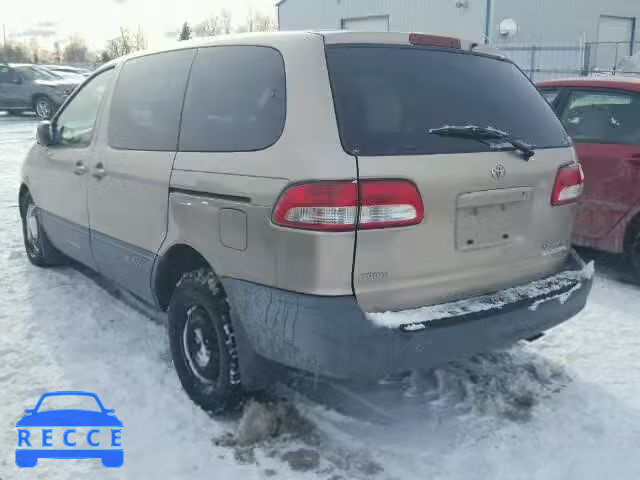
(326, 45), (570, 156)
(561, 89), (640, 144)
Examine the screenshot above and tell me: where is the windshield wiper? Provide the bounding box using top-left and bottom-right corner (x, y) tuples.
(428, 125), (536, 160)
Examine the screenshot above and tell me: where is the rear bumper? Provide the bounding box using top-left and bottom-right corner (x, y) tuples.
(223, 251), (593, 380)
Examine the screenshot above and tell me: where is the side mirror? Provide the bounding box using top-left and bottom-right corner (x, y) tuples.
(23, 409), (35, 414)
(37, 121), (54, 146)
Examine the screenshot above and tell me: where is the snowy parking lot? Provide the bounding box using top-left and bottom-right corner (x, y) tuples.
(0, 115), (639, 480)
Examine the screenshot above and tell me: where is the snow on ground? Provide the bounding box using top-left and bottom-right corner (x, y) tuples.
(0, 116), (639, 480)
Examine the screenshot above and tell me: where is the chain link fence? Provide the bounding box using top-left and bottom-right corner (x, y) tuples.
(500, 42), (640, 82)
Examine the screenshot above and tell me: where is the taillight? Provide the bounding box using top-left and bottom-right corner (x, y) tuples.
(551, 164), (584, 206)
(272, 180), (424, 231)
(409, 33), (461, 49)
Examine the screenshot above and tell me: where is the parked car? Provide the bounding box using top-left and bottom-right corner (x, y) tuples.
(19, 32), (592, 414)
(42, 65), (92, 78)
(39, 66), (87, 83)
(538, 77), (640, 277)
(0, 64), (81, 119)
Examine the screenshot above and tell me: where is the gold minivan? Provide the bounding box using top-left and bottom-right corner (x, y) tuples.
(19, 31), (593, 413)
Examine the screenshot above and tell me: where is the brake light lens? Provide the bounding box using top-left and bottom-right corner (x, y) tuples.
(272, 180), (424, 231)
(551, 164), (584, 206)
(409, 33), (461, 49)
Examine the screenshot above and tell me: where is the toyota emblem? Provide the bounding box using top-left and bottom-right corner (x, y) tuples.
(490, 164), (506, 179)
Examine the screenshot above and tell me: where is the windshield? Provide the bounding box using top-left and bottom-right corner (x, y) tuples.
(326, 45), (570, 156)
(15, 66), (62, 81)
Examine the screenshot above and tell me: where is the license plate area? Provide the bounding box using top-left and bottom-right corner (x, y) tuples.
(456, 187), (533, 251)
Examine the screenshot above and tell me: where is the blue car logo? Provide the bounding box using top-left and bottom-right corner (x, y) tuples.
(16, 391), (123, 468)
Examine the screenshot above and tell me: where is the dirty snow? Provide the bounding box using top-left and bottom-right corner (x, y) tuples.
(0, 116), (639, 480)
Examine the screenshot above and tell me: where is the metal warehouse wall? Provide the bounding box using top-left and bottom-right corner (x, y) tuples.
(278, 0), (487, 42)
(491, 0), (640, 44)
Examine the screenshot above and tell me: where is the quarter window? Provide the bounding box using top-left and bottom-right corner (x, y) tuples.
(561, 89), (640, 144)
(179, 46), (286, 152)
(108, 49), (196, 151)
(55, 69), (114, 147)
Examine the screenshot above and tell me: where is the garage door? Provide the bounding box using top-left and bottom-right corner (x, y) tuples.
(341, 16), (389, 32)
(596, 15), (634, 70)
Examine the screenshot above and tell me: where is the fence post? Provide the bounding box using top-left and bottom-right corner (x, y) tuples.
(529, 45), (537, 81)
(581, 43), (592, 76)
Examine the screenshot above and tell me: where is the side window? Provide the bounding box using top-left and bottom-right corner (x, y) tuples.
(179, 46), (286, 152)
(108, 49), (196, 151)
(55, 69), (115, 147)
(540, 89), (559, 105)
(561, 89), (640, 144)
(0, 66), (18, 84)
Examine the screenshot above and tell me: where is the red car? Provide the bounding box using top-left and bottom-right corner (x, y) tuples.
(538, 77), (640, 277)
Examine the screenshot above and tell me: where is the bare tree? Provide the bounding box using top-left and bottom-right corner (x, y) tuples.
(103, 27), (147, 60)
(237, 9), (277, 33)
(29, 38), (41, 63)
(0, 42), (30, 63)
(63, 35), (89, 63)
(133, 26), (147, 51)
(52, 41), (62, 64)
(194, 10), (232, 37)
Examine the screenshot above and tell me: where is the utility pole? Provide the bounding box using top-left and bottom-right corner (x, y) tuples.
(484, 0), (493, 44)
(3, 24), (6, 48)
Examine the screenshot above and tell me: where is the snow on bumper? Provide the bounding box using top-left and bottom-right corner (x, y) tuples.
(223, 251), (593, 380)
(368, 251), (594, 331)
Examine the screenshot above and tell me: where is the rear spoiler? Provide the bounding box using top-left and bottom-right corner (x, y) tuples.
(321, 30), (506, 58)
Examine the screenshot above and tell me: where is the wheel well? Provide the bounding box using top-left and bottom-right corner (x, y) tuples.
(624, 212), (640, 255)
(31, 94), (51, 107)
(18, 184), (30, 218)
(154, 244), (212, 311)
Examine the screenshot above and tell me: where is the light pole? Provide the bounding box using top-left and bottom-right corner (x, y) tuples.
(484, 0), (493, 44)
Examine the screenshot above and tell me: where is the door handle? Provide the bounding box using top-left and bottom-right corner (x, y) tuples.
(72, 161), (86, 175)
(92, 163), (107, 180)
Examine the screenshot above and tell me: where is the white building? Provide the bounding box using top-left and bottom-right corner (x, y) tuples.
(277, 0), (640, 47)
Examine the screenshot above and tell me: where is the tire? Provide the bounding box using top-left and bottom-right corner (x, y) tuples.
(20, 192), (65, 267)
(168, 268), (243, 414)
(33, 96), (54, 120)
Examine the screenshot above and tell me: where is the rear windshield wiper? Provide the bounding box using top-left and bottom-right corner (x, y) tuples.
(428, 125), (536, 160)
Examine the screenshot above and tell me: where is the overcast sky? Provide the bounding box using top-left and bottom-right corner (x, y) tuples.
(3, 0), (277, 50)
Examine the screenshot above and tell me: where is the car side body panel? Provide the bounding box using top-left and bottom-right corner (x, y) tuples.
(537, 78), (640, 254)
(167, 33), (357, 297)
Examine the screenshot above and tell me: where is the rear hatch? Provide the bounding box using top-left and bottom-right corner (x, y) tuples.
(325, 39), (577, 312)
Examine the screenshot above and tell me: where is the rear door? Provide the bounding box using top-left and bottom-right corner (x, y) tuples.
(326, 44), (576, 312)
(558, 88), (640, 241)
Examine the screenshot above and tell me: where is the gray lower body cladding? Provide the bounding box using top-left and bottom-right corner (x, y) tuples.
(222, 252), (592, 380)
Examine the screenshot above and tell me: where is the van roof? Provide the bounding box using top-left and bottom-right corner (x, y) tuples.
(104, 30), (480, 68)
